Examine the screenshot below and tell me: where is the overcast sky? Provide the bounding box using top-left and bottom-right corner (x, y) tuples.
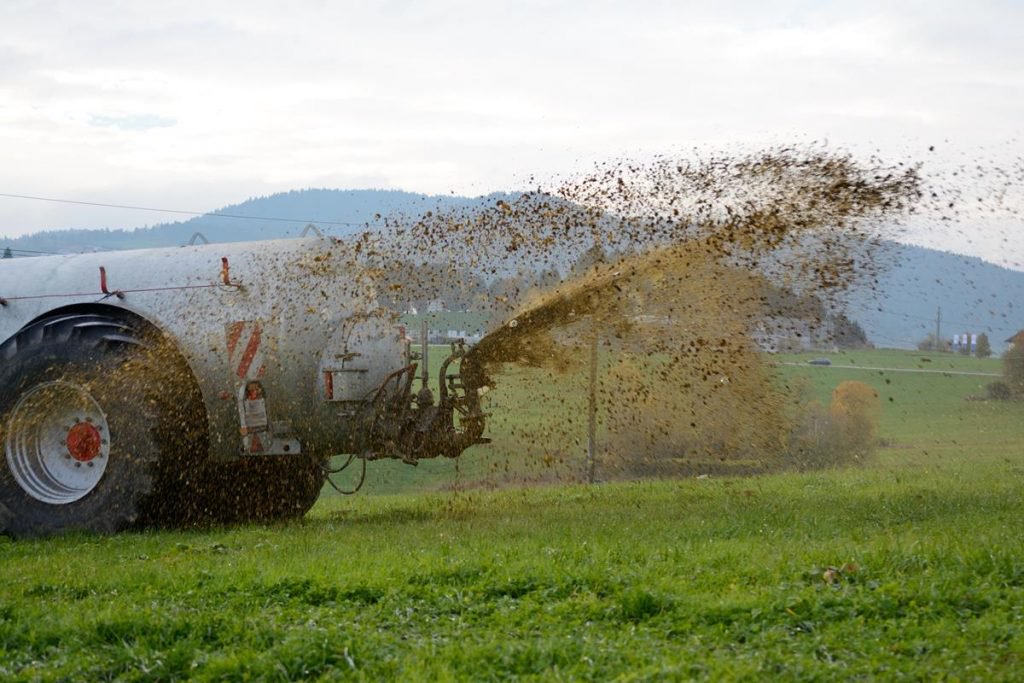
(0, 0), (1021, 265)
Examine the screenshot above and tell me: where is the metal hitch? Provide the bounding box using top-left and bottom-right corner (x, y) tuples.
(358, 339), (487, 465)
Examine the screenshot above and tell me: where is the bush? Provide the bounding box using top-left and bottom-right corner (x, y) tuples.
(917, 333), (951, 352)
(986, 381), (1013, 400)
(830, 381), (881, 452)
(786, 380), (881, 470)
(601, 350), (790, 478)
(1003, 344), (1024, 395)
(787, 400), (839, 469)
(976, 333), (992, 358)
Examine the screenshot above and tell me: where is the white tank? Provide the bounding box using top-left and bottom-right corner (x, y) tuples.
(0, 237), (406, 459)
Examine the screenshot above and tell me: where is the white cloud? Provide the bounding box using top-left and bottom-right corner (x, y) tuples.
(89, 114), (177, 131)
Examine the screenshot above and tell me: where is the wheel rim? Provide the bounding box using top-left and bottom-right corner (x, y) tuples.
(5, 381), (111, 504)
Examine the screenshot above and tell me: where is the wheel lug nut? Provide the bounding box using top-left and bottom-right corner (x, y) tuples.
(74, 462), (81, 468)
(87, 462), (94, 468)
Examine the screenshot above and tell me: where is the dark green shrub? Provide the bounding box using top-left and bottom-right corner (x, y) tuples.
(987, 381), (1013, 400)
(1004, 344), (1024, 395)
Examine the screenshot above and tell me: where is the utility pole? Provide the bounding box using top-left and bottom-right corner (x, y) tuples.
(935, 307), (942, 351)
(420, 318), (430, 391)
(586, 333), (598, 484)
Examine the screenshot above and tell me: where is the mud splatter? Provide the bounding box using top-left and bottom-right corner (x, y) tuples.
(345, 147), (924, 481)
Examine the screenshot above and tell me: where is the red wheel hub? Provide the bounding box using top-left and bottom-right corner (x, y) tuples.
(67, 422), (102, 462)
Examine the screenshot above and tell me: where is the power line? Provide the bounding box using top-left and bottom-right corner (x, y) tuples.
(0, 192), (369, 228)
(846, 302), (1018, 334)
(1, 247), (63, 256)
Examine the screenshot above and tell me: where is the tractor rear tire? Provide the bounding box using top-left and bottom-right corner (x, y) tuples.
(0, 313), (206, 537)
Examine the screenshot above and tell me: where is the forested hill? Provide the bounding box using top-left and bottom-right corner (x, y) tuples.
(2, 188), (1022, 350)
(0, 189), (505, 252)
(846, 243), (1024, 352)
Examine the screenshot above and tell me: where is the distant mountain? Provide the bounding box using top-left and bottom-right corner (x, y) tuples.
(845, 243), (1024, 352)
(0, 189), (508, 252)
(3, 188), (1022, 351)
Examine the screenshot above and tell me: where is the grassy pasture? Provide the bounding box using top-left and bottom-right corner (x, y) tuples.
(1, 349), (1022, 680)
(359, 347), (1014, 493)
(775, 350), (1015, 463)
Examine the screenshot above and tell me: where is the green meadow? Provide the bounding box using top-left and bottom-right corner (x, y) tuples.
(1, 349), (1022, 680)
(362, 347), (1015, 492)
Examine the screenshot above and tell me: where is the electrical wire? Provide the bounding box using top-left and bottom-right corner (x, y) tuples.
(0, 282), (233, 303)
(1, 247), (63, 256)
(0, 191), (370, 227)
(845, 302), (1019, 336)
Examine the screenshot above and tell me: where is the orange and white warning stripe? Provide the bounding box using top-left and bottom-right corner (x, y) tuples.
(226, 321), (266, 380)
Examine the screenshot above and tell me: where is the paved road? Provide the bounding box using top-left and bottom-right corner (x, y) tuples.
(778, 362), (1000, 378)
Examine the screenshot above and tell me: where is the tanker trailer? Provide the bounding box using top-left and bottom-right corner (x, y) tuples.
(0, 236), (486, 537)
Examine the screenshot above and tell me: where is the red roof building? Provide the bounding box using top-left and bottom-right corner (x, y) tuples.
(1005, 330), (1024, 346)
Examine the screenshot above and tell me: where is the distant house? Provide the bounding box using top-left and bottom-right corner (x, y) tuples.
(1006, 330), (1024, 348)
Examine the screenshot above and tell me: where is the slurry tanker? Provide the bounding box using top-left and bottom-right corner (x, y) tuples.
(0, 237), (486, 536)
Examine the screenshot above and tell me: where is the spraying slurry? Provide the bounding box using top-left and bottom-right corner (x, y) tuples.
(346, 148), (925, 481)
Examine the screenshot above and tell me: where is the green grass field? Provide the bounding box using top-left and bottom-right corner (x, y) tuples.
(357, 347), (1016, 493)
(1, 349), (1022, 680)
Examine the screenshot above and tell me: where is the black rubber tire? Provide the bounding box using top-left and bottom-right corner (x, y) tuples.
(0, 313), (206, 537)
